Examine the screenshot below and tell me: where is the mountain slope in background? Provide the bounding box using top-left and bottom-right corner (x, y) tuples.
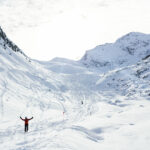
(80, 32), (150, 72)
(0, 27), (150, 150)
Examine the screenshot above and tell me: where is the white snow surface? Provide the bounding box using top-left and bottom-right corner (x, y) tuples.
(0, 29), (150, 150)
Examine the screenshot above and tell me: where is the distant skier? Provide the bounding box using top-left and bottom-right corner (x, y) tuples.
(20, 116), (33, 132)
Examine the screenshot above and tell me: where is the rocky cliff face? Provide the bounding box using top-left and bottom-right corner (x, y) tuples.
(0, 26), (26, 56)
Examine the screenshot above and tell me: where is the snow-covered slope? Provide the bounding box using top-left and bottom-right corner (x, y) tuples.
(0, 28), (150, 150)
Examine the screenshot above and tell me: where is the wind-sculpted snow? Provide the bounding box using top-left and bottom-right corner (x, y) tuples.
(0, 29), (150, 149)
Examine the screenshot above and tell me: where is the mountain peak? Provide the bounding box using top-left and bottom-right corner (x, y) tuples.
(80, 32), (150, 72)
(116, 32), (150, 43)
(123, 32), (146, 37)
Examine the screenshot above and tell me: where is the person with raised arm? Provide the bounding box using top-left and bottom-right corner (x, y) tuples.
(20, 116), (33, 132)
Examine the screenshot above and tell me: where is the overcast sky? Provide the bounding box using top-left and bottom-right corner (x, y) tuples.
(0, 0), (150, 60)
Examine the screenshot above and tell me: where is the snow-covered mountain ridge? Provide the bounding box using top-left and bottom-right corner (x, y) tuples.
(0, 28), (150, 150)
(0, 27), (27, 57)
(80, 32), (150, 73)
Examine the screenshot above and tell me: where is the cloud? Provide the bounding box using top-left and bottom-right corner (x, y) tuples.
(97, 0), (110, 7)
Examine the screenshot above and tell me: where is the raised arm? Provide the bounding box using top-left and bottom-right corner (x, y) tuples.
(20, 116), (25, 121)
(29, 117), (33, 120)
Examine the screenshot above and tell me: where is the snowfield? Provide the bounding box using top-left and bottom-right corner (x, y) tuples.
(0, 27), (150, 150)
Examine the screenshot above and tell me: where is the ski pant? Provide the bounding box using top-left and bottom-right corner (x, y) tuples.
(25, 124), (28, 132)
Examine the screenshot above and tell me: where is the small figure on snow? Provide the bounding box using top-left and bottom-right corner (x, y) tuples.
(20, 116), (33, 132)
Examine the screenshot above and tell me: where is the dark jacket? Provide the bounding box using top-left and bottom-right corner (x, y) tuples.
(20, 117), (33, 125)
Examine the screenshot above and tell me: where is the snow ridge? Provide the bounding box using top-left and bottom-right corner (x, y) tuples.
(80, 32), (150, 73)
(0, 26), (27, 57)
